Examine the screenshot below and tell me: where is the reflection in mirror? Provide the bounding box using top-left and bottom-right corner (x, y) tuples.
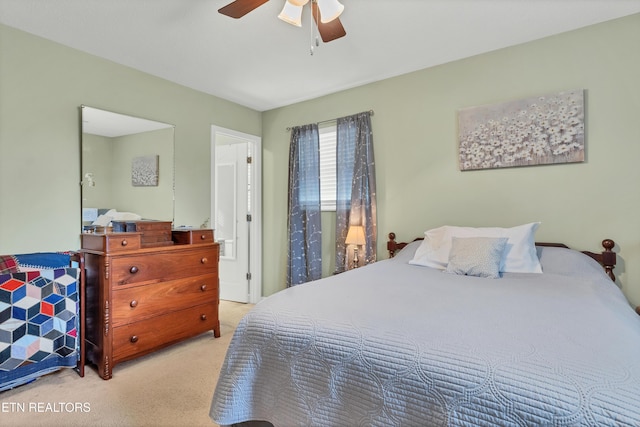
(81, 106), (175, 231)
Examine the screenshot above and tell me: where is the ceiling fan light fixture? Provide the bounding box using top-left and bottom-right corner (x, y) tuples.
(278, 1), (304, 27)
(316, 0), (344, 23)
(288, 0), (309, 6)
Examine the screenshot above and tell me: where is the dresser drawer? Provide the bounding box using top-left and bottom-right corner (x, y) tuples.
(172, 229), (215, 245)
(111, 274), (218, 326)
(112, 303), (218, 362)
(110, 247), (218, 286)
(82, 233), (141, 252)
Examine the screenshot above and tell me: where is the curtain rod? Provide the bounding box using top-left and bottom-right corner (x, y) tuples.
(286, 110), (374, 132)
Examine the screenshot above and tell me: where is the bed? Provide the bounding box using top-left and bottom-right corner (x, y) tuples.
(210, 224), (640, 426)
(0, 252), (84, 391)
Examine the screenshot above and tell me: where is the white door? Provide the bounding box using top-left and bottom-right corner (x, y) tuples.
(212, 127), (261, 303)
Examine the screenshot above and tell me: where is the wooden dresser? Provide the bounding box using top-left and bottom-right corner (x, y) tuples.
(81, 229), (220, 380)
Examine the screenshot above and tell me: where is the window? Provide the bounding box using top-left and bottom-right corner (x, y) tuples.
(319, 123), (337, 211)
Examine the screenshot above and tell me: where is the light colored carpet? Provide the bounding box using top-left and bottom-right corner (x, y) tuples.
(1, 300), (254, 427)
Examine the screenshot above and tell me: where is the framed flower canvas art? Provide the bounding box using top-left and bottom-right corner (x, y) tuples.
(457, 89), (585, 171)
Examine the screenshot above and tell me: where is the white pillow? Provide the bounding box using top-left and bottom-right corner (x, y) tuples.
(408, 226), (449, 269)
(103, 209), (142, 221)
(92, 214), (113, 227)
(112, 212), (142, 221)
(409, 222), (542, 273)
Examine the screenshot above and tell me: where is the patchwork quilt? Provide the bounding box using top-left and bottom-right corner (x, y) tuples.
(0, 267), (80, 391)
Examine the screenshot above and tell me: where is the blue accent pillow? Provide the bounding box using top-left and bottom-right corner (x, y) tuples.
(444, 237), (508, 279)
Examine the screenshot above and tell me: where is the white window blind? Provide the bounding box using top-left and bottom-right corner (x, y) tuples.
(319, 123), (337, 211)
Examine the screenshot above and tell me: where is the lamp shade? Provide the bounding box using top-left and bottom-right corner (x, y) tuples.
(278, 1), (304, 27)
(345, 225), (366, 246)
(316, 0), (344, 23)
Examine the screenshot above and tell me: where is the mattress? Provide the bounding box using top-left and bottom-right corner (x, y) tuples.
(210, 243), (640, 426)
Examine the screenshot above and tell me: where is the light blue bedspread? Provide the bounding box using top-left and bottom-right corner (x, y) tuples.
(211, 244), (640, 426)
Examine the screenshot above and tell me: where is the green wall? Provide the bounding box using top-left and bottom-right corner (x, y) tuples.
(0, 23), (261, 253)
(262, 14), (640, 305)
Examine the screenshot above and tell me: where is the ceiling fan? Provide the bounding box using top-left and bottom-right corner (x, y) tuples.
(218, 0), (347, 43)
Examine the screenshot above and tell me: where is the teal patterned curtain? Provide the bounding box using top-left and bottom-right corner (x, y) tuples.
(335, 111), (377, 273)
(287, 124), (322, 286)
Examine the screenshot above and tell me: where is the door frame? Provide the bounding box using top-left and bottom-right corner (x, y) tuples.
(211, 126), (262, 304)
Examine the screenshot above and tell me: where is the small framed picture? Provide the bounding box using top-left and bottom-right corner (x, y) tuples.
(132, 155), (159, 186)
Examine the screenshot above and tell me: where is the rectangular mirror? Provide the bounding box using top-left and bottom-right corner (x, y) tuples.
(81, 106), (175, 231)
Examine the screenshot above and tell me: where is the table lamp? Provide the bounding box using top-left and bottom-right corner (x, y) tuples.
(345, 225), (366, 269)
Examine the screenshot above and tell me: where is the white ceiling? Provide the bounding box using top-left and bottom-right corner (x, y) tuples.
(1, 0), (639, 112)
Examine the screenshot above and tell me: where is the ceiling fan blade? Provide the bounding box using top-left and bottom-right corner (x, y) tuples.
(311, 1), (346, 42)
(218, 0), (269, 19)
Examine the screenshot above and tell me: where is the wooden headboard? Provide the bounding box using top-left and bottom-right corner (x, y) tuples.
(386, 232), (617, 281)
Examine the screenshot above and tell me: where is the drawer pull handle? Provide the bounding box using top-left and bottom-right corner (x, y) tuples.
(200, 234), (207, 240)
(200, 284), (207, 291)
(201, 257), (208, 264)
(200, 314), (207, 321)
(130, 300), (138, 308)
(121, 239), (128, 247)
(130, 335), (139, 343)
(130, 266), (139, 274)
